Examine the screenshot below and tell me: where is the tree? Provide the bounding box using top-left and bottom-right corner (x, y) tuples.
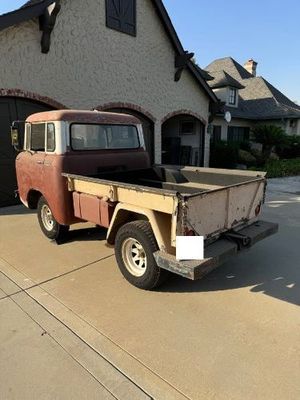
(251, 125), (287, 161)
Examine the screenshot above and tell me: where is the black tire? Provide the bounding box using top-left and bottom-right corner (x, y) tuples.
(115, 221), (169, 290)
(37, 196), (69, 242)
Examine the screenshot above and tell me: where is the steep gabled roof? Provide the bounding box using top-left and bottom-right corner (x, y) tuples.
(209, 70), (245, 89)
(206, 57), (253, 80)
(194, 64), (214, 81)
(0, 0), (218, 103)
(262, 78), (300, 110)
(206, 57), (300, 120)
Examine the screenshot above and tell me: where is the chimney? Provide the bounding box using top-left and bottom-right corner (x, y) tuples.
(244, 59), (258, 76)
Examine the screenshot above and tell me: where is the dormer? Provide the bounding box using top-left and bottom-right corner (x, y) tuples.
(208, 70), (245, 108)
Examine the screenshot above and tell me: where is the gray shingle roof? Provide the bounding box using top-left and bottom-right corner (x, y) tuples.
(206, 57), (300, 120)
(194, 64), (214, 81)
(209, 70), (245, 89)
(206, 57), (253, 80)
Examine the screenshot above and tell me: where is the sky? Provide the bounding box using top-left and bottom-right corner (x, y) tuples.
(1, 0), (299, 104)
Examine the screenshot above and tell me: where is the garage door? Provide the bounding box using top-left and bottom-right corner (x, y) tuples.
(0, 98), (54, 207)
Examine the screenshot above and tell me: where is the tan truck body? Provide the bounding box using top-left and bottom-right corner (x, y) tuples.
(13, 109), (278, 288)
(64, 165), (277, 281)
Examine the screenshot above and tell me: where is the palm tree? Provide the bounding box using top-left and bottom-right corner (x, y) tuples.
(251, 125), (286, 161)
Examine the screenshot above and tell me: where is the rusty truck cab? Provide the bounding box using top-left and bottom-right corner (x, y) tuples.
(16, 110), (150, 226)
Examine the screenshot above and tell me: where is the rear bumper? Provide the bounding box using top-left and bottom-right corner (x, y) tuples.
(153, 220), (278, 281)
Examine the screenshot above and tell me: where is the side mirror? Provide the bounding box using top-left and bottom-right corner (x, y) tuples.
(11, 121), (22, 151)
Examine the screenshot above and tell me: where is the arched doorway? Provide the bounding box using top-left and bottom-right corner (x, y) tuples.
(0, 97), (56, 207)
(162, 113), (206, 167)
(98, 105), (155, 163)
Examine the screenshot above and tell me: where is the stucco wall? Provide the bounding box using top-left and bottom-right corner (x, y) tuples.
(258, 119), (300, 136)
(212, 117), (300, 142)
(212, 117), (253, 140)
(0, 0), (211, 163)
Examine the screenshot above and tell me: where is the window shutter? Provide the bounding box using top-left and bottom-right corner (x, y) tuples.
(106, 0), (136, 36)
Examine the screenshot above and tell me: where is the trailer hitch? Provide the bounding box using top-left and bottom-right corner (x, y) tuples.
(223, 231), (251, 250)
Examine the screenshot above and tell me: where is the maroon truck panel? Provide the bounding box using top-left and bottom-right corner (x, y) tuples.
(16, 110), (150, 226)
(73, 193), (116, 228)
(16, 149), (149, 226)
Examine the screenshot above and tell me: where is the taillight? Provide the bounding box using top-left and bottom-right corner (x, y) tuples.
(255, 203), (261, 216)
(183, 227), (196, 236)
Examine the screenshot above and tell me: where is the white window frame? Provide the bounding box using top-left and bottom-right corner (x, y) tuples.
(228, 87), (237, 105)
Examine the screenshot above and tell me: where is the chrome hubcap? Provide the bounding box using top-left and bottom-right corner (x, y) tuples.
(41, 204), (54, 231)
(121, 238), (147, 277)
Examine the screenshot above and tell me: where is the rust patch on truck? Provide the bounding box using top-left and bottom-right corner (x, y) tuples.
(26, 110), (141, 125)
(73, 192), (116, 228)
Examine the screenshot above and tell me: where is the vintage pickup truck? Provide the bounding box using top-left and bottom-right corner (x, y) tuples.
(12, 110), (278, 289)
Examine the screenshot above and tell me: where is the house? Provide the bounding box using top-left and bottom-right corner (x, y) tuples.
(0, 0), (219, 207)
(205, 57), (300, 143)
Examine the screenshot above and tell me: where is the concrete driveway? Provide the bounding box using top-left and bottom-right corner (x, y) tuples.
(1, 177), (300, 400)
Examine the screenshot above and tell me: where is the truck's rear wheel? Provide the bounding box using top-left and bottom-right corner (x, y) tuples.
(37, 196), (69, 241)
(115, 221), (169, 290)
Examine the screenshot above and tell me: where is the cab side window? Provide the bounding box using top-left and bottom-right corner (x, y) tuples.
(46, 123), (56, 152)
(31, 123), (46, 151)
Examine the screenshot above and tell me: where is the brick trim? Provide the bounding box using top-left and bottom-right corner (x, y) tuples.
(95, 102), (156, 122)
(162, 110), (207, 125)
(0, 88), (66, 109)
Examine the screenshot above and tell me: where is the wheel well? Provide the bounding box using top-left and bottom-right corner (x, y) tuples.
(107, 210), (148, 245)
(27, 190), (42, 209)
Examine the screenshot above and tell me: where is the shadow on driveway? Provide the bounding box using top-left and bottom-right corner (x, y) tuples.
(0, 205), (35, 215)
(59, 227), (108, 244)
(160, 225), (300, 307)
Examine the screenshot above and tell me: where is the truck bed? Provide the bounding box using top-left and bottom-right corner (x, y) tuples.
(63, 165), (266, 240)
(88, 165), (265, 195)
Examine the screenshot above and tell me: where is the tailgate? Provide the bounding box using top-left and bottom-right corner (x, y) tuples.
(183, 178), (266, 238)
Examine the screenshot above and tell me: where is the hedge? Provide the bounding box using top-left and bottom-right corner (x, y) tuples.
(250, 158), (300, 178)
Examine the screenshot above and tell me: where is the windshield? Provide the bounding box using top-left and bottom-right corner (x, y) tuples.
(70, 124), (140, 150)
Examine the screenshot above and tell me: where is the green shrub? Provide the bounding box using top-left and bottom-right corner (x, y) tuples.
(250, 158), (300, 178)
(239, 141), (251, 152)
(238, 149), (256, 167)
(210, 141), (239, 168)
(276, 135), (300, 159)
(251, 125), (287, 161)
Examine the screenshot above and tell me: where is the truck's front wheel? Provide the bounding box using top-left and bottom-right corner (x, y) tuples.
(37, 196), (69, 241)
(115, 221), (168, 290)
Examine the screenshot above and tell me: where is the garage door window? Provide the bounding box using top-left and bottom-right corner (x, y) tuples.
(31, 123), (46, 151)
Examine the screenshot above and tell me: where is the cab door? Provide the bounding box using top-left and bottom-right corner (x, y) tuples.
(16, 123), (46, 200)
(30, 123), (47, 190)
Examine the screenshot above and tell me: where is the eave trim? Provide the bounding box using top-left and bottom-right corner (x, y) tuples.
(0, 0), (54, 31)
